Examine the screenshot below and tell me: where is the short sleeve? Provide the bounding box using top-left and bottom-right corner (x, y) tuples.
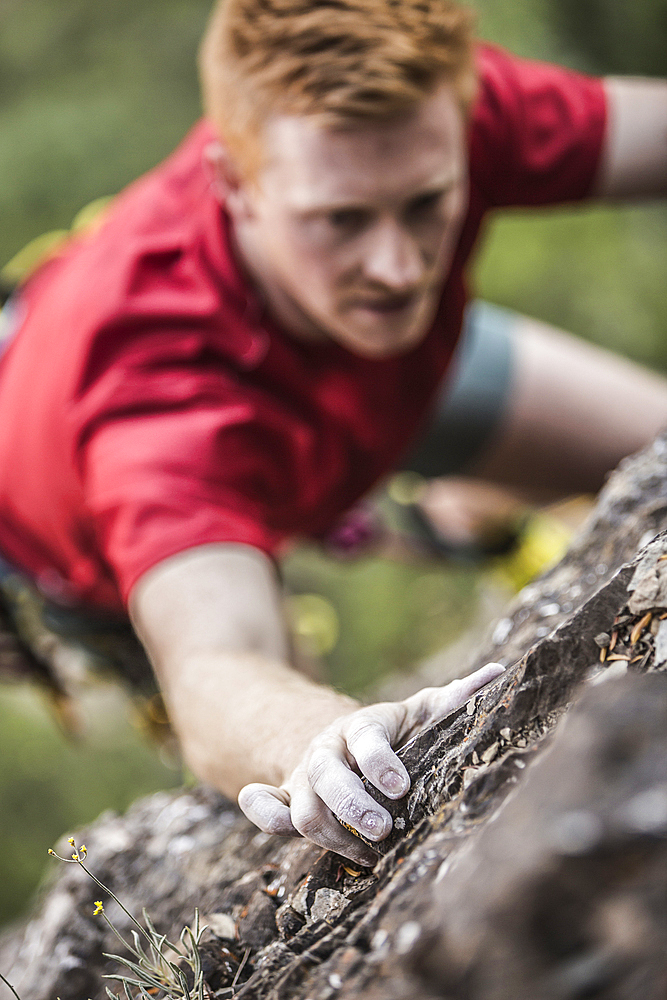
(79, 386), (291, 606)
(470, 44), (607, 208)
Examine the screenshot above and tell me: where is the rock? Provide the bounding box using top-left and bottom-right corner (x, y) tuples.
(423, 673), (667, 1000)
(3, 432), (667, 1000)
(310, 889), (350, 924)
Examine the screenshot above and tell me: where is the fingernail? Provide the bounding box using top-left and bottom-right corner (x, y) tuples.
(361, 810), (387, 838)
(381, 769), (408, 795)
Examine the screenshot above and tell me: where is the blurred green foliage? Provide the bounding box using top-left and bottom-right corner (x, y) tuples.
(0, 0), (665, 931)
(0, 684), (180, 927)
(552, 0), (667, 75)
(0, 0), (211, 264)
(285, 549), (480, 695)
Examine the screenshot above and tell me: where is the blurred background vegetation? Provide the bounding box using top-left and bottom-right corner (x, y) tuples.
(0, 0), (666, 929)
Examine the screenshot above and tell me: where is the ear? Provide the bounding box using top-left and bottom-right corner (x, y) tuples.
(203, 141), (256, 220)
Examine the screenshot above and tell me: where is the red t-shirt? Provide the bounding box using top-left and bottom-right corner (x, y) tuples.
(0, 45), (606, 613)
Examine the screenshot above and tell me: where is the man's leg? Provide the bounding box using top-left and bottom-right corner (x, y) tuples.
(467, 313), (667, 500)
(406, 301), (517, 481)
(404, 303), (667, 548)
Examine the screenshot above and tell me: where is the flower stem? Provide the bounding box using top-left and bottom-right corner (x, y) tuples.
(77, 861), (155, 953)
(0, 971), (22, 1000)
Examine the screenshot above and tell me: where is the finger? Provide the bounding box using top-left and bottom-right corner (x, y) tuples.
(307, 734), (395, 840)
(238, 782), (300, 838)
(442, 661), (506, 708)
(288, 780), (379, 867)
(404, 661), (506, 728)
(342, 715), (411, 800)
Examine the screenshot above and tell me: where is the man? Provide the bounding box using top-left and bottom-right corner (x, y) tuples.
(0, 0), (665, 866)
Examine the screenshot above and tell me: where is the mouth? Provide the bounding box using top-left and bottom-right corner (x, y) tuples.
(352, 293), (419, 315)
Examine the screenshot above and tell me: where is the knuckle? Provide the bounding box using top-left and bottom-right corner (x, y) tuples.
(291, 804), (323, 839)
(307, 747), (333, 787)
(330, 789), (360, 821)
(346, 716), (386, 746)
(262, 812), (290, 836)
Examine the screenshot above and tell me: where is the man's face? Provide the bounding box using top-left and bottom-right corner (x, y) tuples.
(227, 82), (468, 359)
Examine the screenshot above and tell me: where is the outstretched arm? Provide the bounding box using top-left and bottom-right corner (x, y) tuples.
(130, 543), (502, 865)
(594, 77), (667, 198)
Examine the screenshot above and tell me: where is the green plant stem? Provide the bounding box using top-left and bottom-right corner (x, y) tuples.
(77, 860), (157, 954)
(102, 913), (144, 963)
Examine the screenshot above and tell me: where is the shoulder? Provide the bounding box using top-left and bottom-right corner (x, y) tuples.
(20, 120), (259, 375)
(470, 43), (607, 206)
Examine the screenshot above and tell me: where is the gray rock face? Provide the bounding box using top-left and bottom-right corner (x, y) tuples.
(2, 433), (667, 1000)
(423, 673), (667, 1000)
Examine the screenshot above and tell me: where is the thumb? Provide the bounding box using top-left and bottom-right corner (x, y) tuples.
(238, 782), (300, 837)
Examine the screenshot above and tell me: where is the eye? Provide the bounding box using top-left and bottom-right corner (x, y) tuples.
(407, 191), (443, 217)
(327, 207), (368, 231)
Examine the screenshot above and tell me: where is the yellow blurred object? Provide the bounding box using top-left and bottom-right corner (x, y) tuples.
(287, 593), (340, 657)
(1, 195), (114, 289)
(387, 471), (426, 506)
(1, 230), (70, 287)
(71, 195), (114, 233)
(491, 511), (573, 593)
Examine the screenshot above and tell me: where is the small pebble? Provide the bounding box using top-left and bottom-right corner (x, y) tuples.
(371, 929), (389, 951)
(551, 809), (602, 855)
(395, 921), (421, 955)
(463, 768), (478, 789)
(492, 618), (513, 645)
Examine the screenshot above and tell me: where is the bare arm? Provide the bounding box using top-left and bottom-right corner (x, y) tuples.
(461, 80), (667, 502)
(594, 77), (667, 198)
(130, 543), (503, 865)
(129, 544), (358, 794)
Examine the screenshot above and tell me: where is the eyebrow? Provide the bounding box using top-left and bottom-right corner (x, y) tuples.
(295, 171), (464, 216)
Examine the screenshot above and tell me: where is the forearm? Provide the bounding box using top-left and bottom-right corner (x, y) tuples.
(130, 542), (505, 863)
(155, 646), (358, 795)
(129, 543), (358, 796)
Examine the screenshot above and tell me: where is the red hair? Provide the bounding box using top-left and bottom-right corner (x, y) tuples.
(199, 0), (476, 176)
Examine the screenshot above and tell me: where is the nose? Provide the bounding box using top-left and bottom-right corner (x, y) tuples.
(362, 216), (425, 291)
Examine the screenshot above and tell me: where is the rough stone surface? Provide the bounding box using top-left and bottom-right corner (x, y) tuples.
(423, 673), (667, 1000)
(2, 432), (667, 1000)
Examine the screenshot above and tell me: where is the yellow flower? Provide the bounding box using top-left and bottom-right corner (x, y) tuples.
(71, 853), (79, 861)
(93, 901), (104, 916)
(68, 837), (76, 847)
(48, 849), (56, 856)
(79, 845), (87, 855)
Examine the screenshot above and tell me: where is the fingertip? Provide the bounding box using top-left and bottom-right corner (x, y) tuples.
(238, 783), (299, 837)
(355, 848), (380, 869)
(379, 765), (410, 798)
(471, 661), (506, 686)
(358, 807), (393, 841)
(485, 661), (506, 674)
